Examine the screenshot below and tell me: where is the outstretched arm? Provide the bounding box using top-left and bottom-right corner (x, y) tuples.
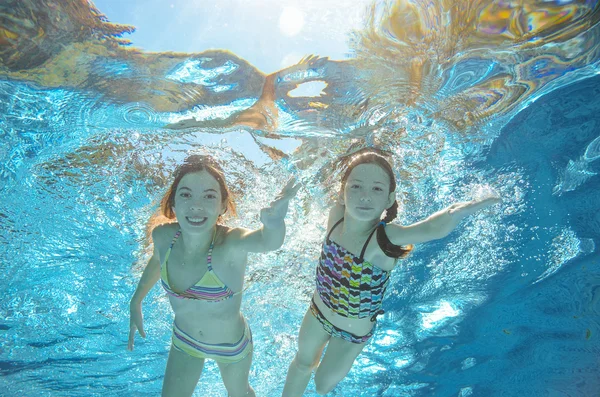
(128, 229), (162, 351)
(387, 195), (501, 245)
(238, 177), (302, 253)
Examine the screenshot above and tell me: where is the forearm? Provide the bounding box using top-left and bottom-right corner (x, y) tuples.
(253, 176), (299, 252)
(425, 202), (474, 238)
(259, 220), (286, 251)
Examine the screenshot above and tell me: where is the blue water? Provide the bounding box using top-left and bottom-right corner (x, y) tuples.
(1, 1), (600, 396)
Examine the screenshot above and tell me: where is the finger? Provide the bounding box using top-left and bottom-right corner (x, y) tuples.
(137, 321), (146, 338)
(480, 198), (499, 206)
(283, 181), (301, 198)
(286, 176), (298, 186)
(470, 200), (495, 212)
(128, 327), (135, 351)
(282, 177), (298, 192)
(478, 196), (499, 205)
(290, 182), (301, 195)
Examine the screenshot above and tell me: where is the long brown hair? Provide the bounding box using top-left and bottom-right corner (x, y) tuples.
(340, 147), (412, 259)
(160, 154), (236, 221)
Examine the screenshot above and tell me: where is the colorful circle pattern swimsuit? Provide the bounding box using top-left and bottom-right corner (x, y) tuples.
(314, 218), (391, 344)
(161, 229), (252, 363)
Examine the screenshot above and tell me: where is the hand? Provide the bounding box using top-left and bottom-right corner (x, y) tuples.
(260, 177), (301, 228)
(128, 301), (146, 351)
(448, 192), (502, 216)
(470, 192), (502, 210)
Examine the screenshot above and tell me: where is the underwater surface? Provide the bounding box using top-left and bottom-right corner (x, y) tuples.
(0, 0), (599, 396)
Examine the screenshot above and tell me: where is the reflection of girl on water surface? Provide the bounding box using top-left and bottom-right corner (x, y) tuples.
(283, 148), (501, 396)
(127, 155), (299, 397)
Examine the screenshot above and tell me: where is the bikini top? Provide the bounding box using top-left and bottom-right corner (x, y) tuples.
(161, 229), (241, 302)
(316, 218), (390, 320)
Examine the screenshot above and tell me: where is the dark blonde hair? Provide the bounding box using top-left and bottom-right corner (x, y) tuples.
(340, 147), (412, 259)
(160, 154), (236, 221)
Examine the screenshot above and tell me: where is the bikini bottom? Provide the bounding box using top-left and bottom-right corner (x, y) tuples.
(310, 298), (374, 344)
(172, 318), (253, 364)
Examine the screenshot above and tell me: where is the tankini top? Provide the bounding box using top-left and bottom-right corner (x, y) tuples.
(316, 218), (390, 320)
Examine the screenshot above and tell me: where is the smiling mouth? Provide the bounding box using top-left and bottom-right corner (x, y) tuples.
(357, 207), (373, 210)
(186, 216), (208, 226)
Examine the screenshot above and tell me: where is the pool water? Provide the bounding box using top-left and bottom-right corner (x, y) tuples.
(0, 1), (599, 396)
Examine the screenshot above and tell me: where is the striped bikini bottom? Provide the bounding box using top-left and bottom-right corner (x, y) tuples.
(310, 298), (375, 344)
(172, 318), (253, 364)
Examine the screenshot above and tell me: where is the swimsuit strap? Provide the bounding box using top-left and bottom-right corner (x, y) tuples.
(206, 228), (217, 271)
(359, 227), (378, 261)
(169, 229), (182, 249)
(326, 217), (345, 240)
(163, 229), (182, 264)
(167, 228), (216, 270)
(327, 217), (378, 261)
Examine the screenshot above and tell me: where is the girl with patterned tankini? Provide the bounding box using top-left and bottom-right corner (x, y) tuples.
(283, 148), (500, 396)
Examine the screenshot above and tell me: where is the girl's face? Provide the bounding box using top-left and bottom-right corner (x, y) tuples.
(173, 171), (224, 233)
(343, 163), (395, 222)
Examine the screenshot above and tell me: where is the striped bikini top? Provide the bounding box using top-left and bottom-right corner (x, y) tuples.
(316, 218), (390, 320)
(161, 229), (240, 302)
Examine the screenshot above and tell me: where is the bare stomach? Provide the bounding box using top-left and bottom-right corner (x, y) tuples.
(312, 290), (376, 336)
(169, 295), (246, 344)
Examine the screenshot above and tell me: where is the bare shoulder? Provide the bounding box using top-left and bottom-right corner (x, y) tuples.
(215, 225), (251, 264)
(214, 224), (254, 250)
(151, 222), (179, 250)
(327, 203), (345, 230)
(217, 225), (247, 243)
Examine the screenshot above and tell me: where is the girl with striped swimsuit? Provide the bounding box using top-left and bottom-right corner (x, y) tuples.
(128, 154), (299, 397)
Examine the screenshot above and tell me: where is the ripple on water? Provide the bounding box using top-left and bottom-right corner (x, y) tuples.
(119, 102), (159, 126)
(584, 134), (600, 161)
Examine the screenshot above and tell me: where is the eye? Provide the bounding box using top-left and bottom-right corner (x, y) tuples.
(350, 184), (360, 189)
(179, 192), (191, 198)
(205, 193), (217, 199)
(373, 186), (384, 192)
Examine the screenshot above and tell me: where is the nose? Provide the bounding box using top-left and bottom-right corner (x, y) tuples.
(190, 201), (204, 211)
(359, 193), (371, 202)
